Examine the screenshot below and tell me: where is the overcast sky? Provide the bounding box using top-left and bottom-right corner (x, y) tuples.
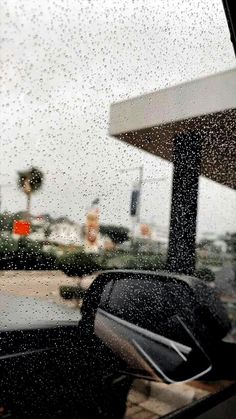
(0, 0), (235, 238)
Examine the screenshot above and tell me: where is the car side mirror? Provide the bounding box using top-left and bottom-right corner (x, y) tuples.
(93, 271), (212, 383)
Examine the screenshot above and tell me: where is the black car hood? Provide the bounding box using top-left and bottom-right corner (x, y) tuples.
(0, 293), (81, 331)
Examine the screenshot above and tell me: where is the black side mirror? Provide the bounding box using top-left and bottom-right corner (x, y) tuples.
(96, 308), (211, 383)
(90, 271), (212, 383)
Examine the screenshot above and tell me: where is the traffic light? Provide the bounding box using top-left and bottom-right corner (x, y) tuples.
(130, 190), (139, 217)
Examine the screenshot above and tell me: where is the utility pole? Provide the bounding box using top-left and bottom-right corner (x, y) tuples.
(136, 166), (143, 224)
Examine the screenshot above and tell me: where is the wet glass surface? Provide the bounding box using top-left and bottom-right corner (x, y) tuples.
(0, 0), (235, 418)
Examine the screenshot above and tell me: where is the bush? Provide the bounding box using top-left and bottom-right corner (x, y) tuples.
(100, 225), (130, 244)
(123, 254), (164, 271)
(59, 285), (85, 300)
(58, 252), (102, 277)
(0, 237), (58, 270)
(0, 250), (58, 270)
(195, 267), (215, 282)
(0, 236), (18, 254)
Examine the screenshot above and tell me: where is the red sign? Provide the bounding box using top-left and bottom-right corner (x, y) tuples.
(13, 220), (31, 236)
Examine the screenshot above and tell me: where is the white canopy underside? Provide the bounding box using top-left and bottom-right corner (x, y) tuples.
(109, 69), (236, 189)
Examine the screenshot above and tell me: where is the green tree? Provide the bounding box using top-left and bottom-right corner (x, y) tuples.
(224, 232), (236, 257)
(0, 212), (15, 231)
(123, 254), (164, 271)
(59, 252), (102, 277)
(100, 224), (129, 245)
(198, 239), (213, 249)
(17, 167), (43, 218)
(0, 236), (18, 253)
(44, 225), (52, 239)
(195, 267), (215, 282)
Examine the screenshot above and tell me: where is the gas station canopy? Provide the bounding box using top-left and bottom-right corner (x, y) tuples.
(109, 68), (236, 190)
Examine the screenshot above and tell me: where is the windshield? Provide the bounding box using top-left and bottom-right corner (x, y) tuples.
(0, 0), (236, 418)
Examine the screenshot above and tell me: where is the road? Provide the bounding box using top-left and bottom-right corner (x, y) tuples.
(0, 270), (78, 301)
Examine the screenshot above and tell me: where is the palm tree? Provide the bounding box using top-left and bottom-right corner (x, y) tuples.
(18, 167), (43, 219)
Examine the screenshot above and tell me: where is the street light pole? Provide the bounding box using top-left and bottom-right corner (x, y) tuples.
(136, 166), (143, 224)
(119, 166), (143, 241)
(119, 167), (167, 242)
